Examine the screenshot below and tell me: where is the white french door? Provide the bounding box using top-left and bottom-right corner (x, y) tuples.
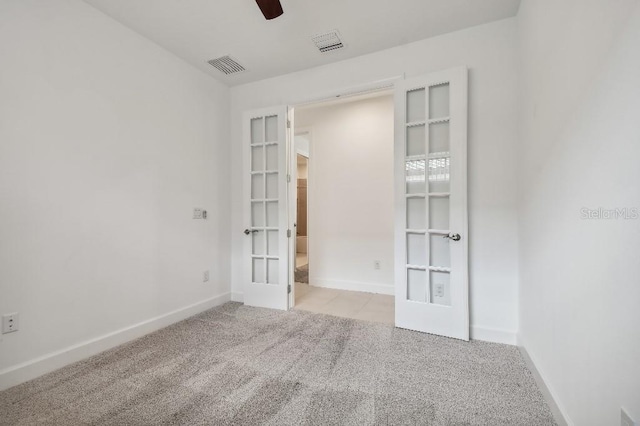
(242, 106), (292, 310)
(394, 67), (469, 340)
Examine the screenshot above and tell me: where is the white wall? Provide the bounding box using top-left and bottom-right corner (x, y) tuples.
(0, 0), (230, 389)
(230, 18), (520, 342)
(517, 0), (640, 424)
(296, 95), (394, 294)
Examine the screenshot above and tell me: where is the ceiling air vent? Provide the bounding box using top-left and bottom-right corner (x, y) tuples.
(207, 55), (246, 75)
(311, 30), (345, 53)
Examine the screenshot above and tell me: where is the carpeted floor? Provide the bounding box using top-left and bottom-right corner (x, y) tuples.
(0, 302), (555, 425)
(295, 263), (309, 284)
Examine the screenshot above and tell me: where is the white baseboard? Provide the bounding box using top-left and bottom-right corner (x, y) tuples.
(309, 277), (394, 295)
(470, 325), (517, 345)
(517, 335), (573, 426)
(0, 292), (231, 392)
(231, 292), (244, 303)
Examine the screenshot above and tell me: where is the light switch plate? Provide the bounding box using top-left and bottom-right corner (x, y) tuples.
(2, 313), (19, 334)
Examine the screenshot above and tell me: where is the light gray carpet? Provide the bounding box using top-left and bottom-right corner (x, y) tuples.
(295, 263), (309, 284)
(0, 302), (555, 425)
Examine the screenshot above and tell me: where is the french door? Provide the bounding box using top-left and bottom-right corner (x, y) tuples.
(242, 106), (292, 310)
(394, 67), (469, 340)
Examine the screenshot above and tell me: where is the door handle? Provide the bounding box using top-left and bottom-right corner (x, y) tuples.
(244, 229), (259, 235)
(443, 233), (461, 241)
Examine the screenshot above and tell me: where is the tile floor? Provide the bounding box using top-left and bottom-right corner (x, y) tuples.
(294, 282), (394, 325)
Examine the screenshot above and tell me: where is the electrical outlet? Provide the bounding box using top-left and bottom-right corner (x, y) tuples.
(2, 313), (19, 334)
(622, 408), (637, 426)
(435, 283), (445, 298)
(203, 270), (210, 282)
(193, 208), (203, 219)
(374, 260), (381, 270)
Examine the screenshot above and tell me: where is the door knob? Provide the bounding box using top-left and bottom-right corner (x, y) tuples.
(443, 233), (461, 241)
(244, 229), (259, 235)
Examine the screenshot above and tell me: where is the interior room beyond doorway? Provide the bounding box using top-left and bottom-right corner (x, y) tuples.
(293, 90), (395, 324)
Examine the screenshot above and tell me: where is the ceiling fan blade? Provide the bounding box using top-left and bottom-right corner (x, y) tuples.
(255, 0), (283, 20)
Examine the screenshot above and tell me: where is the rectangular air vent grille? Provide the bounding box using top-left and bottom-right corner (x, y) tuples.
(207, 55), (246, 75)
(312, 30), (345, 53)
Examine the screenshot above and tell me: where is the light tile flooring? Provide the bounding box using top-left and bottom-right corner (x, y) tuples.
(295, 253), (308, 268)
(294, 282), (394, 325)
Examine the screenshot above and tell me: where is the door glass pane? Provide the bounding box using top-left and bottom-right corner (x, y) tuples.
(252, 258), (265, 283)
(267, 259), (279, 284)
(429, 83), (449, 119)
(265, 116), (278, 142)
(406, 88), (425, 123)
(267, 230), (279, 256)
(428, 155), (450, 193)
(266, 173), (278, 199)
(406, 125), (425, 157)
(429, 121), (449, 154)
(407, 268), (426, 302)
(429, 196), (449, 230)
(251, 118), (264, 144)
(429, 271), (451, 306)
(266, 201), (278, 227)
(251, 202), (264, 227)
(405, 160), (425, 194)
(251, 146), (264, 171)
(407, 233), (426, 266)
(406, 197), (426, 229)
(265, 144), (278, 170)
(429, 234), (450, 268)
(252, 231), (265, 255)
(251, 174), (264, 199)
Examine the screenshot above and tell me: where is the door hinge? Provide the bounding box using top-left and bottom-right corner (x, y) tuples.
(287, 174), (291, 183)
(287, 120), (291, 129)
(288, 284), (291, 294)
(287, 229), (291, 238)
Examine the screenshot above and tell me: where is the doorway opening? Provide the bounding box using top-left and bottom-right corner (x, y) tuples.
(291, 90), (396, 325)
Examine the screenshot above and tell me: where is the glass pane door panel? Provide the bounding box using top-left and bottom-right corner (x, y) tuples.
(429, 121), (449, 154)
(407, 198), (426, 229)
(251, 146), (264, 171)
(405, 160), (425, 194)
(265, 144), (278, 170)
(428, 156), (450, 193)
(406, 88), (426, 123)
(252, 258), (265, 283)
(267, 259), (279, 284)
(429, 196), (449, 230)
(406, 125), (425, 156)
(267, 230), (279, 256)
(251, 174), (264, 199)
(407, 268), (426, 302)
(429, 234), (450, 268)
(252, 231), (265, 255)
(251, 118), (264, 144)
(429, 83), (450, 119)
(266, 173), (278, 198)
(429, 271), (451, 306)
(266, 201), (279, 227)
(251, 202), (264, 227)
(265, 116), (278, 142)
(407, 233), (426, 266)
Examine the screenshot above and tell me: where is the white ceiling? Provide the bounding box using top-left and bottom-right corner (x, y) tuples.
(84, 0), (521, 87)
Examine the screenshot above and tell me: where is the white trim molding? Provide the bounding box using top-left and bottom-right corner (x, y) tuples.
(309, 278), (394, 295)
(470, 325), (517, 345)
(518, 335), (573, 426)
(0, 293), (231, 392)
(231, 292), (244, 303)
